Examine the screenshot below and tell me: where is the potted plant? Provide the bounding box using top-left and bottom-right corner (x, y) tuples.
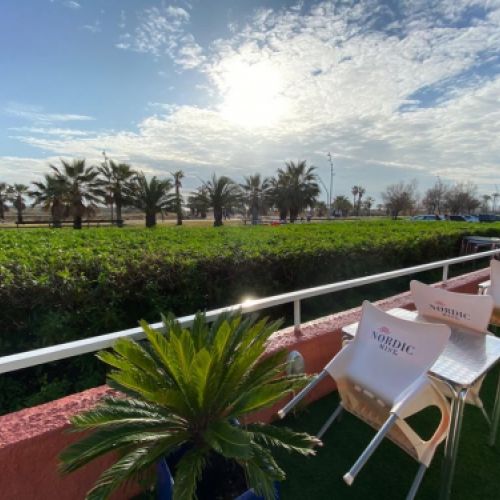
(59, 312), (320, 499)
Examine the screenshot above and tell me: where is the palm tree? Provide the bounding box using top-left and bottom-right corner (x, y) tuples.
(171, 170), (185, 226)
(271, 161), (319, 222)
(355, 186), (366, 215)
(187, 186), (210, 218)
(351, 186), (359, 213)
(30, 174), (68, 228)
(0, 182), (10, 220)
(332, 195), (352, 217)
(203, 174), (241, 227)
(363, 196), (375, 216)
(50, 159), (103, 229)
(240, 174), (270, 224)
(10, 184), (29, 224)
(60, 312), (319, 499)
(98, 160), (136, 227)
(128, 173), (173, 227)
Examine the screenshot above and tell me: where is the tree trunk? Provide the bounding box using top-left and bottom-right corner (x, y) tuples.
(251, 204), (258, 225)
(175, 187), (182, 226)
(214, 208), (223, 227)
(116, 201), (123, 227)
(52, 198), (63, 228)
(0, 197), (4, 220)
(73, 215), (82, 230)
(279, 208), (287, 221)
(289, 208), (298, 223)
(17, 208), (23, 224)
(176, 200), (182, 225)
(146, 212), (156, 228)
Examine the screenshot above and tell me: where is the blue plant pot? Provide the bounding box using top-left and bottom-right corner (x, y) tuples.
(156, 459), (280, 500)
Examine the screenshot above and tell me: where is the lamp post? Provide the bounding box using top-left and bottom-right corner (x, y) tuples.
(327, 152), (335, 216)
(317, 176), (330, 219)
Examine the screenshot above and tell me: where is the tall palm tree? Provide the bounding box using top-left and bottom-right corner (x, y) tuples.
(98, 160), (136, 227)
(357, 186), (366, 215)
(171, 170), (185, 226)
(127, 173), (173, 227)
(240, 174), (270, 225)
(0, 182), (10, 220)
(203, 174), (241, 227)
(351, 186), (359, 214)
(30, 174), (68, 228)
(187, 186), (210, 218)
(10, 184), (29, 224)
(332, 195), (352, 217)
(363, 196), (375, 216)
(271, 161), (319, 222)
(50, 159), (103, 229)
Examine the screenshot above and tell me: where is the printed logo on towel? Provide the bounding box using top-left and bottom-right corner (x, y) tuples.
(372, 326), (415, 356)
(429, 300), (471, 321)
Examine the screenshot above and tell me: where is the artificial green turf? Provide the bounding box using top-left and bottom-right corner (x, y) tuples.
(277, 365), (500, 499)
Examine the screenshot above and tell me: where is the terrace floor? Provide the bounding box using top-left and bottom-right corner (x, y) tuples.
(277, 365), (500, 499)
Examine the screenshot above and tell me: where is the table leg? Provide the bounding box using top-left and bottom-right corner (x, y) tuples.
(440, 387), (467, 500)
(489, 373), (500, 446)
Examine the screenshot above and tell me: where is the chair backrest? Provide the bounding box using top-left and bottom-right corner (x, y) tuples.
(344, 301), (450, 405)
(410, 280), (494, 332)
(490, 259), (500, 306)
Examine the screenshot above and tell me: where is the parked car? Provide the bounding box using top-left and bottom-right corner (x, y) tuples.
(449, 215), (478, 222)
(411, 214), (443, 221)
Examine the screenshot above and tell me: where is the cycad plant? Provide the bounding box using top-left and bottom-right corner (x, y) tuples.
(60, 313), (319, 499)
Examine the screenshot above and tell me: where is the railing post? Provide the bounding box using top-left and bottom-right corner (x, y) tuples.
(442, 264), (449, 284)
(294, 299), (301, 331)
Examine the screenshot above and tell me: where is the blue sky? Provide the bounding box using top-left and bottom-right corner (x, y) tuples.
(1, 0), (500, 201)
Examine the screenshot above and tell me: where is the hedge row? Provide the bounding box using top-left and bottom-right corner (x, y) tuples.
(1, 220), (499, 413)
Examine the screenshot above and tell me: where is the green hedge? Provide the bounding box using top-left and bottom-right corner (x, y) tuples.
(1, 220), (499, 413)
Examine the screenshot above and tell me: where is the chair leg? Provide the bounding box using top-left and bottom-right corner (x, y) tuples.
(278, 371), (327, 419)
(343, 413), (399, 486)
(317, 404), (343, 439)
(406, 463), (427, 500)
(479, 405), (492, 426)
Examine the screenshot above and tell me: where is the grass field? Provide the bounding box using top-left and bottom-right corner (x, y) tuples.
(278, 365), (500, 500)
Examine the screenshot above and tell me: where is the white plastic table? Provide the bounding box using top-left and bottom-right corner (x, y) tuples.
(342, 308), (500, 500)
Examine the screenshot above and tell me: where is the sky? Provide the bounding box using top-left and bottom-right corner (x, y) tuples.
(1, 0), (500, 202)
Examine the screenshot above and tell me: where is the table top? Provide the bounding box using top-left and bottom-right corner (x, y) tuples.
(342, 308), (500, 388)
(463, 236), (500, 243)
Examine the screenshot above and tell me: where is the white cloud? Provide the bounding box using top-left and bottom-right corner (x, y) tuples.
(5, 103), (94, 124)
(116, 5), (205, 69)
(62, 0), (81, 9)
(82, 20), (101, 33)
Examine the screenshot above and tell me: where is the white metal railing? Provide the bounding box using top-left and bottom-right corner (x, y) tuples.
(1, 248), (499, 376)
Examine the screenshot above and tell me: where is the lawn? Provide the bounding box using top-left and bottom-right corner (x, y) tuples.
(278, 365), (500, 499)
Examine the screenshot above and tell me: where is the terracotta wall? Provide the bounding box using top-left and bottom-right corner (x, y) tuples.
(0, 269), (489, 500)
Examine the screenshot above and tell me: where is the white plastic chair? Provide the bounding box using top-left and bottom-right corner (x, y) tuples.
(410, 280), (494, 423)
(279, 301), (451, 500)
(486, 259), (500, 326)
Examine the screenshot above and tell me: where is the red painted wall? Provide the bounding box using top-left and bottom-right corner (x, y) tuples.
(0, 269), (489, 499)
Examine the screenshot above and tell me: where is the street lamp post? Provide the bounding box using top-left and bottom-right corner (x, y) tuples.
(317, 176), (330, 218)
(327, 152), (335, 216)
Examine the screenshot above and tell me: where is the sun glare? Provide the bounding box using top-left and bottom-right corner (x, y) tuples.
(219, 61), (289, 129)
